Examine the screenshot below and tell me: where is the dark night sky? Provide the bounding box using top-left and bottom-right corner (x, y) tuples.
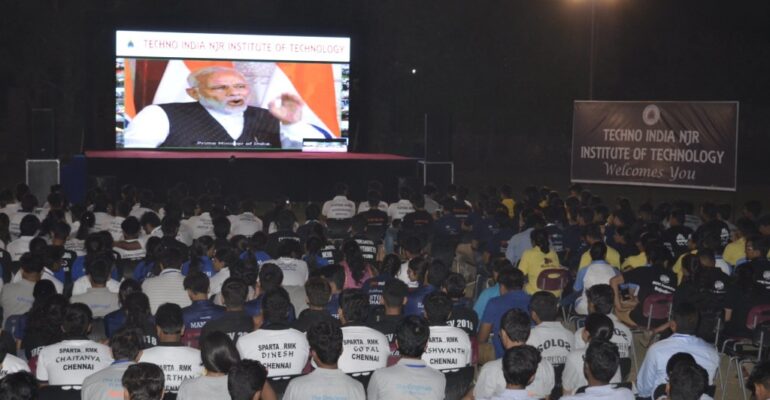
(1, 0), (769, 193)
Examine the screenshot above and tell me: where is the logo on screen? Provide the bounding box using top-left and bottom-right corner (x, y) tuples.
(643, 105), (661, 126)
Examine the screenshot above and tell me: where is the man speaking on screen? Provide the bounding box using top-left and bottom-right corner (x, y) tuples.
(123, 66), (326, 149)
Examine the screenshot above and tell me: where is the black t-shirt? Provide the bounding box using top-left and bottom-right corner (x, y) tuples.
(401, 210), (434, 244)
(545, 224), (566, 262)
(695, 220), (731, 248)
(623, 265), (677, 325)
(663, 225), (694, 258)
(353, 234), (378, 263)
(360, 209), (388, 240)
(745, 258), (770, 292)
(291, 309), (336, 333)
(296, 220), (326, 247)
(200, 310), (254, 343)
(361, 274), (389, 306)
(447, 301), (478, 337)
(266, 230), (302, 258)
(367, 310), (403, 352)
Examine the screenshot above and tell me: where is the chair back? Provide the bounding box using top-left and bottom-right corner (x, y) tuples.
(747, 304), (770, 330)
(347, 370), (373, 391)
(38, 385), (81, 400)
(326, 218), (353, 240)
(536, 268), (570, 291)
(268, 374), (300, 397)
(642, 293), (673, 320)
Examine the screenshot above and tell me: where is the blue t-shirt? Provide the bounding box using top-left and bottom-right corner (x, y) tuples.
(181, 256), (215, 277)
(361, 274), (390, 306)
(103, 309), (126, 338)
(131, 261), (155, 282)
(240, 250), (271, 266)
(326, 293), (341, 320)
(485, 228), (517, 258)
(60, 256), (87, 282)
(473, 284), (501, 321)
(482, 289), (532, 358)
(472, 216), (498, 245)
(182, 300), (226, 347)
(404, 284), (437, 317)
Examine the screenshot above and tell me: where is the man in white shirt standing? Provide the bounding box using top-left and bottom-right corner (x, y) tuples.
(367, 316), (446, 400)
(322, 183), (356, 220)
(36, 303), (113, 385)
(636, 302), (720, 399)
(283, 319), (366, 400)
(142, 247), (192, 313)
(139, 303), (204, 395)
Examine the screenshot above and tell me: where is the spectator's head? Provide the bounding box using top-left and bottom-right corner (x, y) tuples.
(748, 361), (770, 400)
(19, 253), (44, 278)
(110, 328), (142, 362)
(307, 319), (344, 367)
(584, 340), (620, 384)
(304, 277), (331, 308)
(62, 303), (93, 338)
(671, 302), (699, 335)
(159, 246), (184, 270)
(200, 331), (241, 374)
(423, 291), (452, 325)
(155, 303), (184, 338)
(339, 289), (368, 325)
(530, 228), (551, 253)
(667, 360), (708, 400)
(19, 214), (40, 236)
(502, 345), (541, 388)
(427, 259), (449, 288)
(86, 257), (112, 287)
(122, 363), (165, 400)
(589, 241), (607, 262)
(583, 313), (614, 343)
(118, 279), (142, 308)
(396, 316), (430, 358)
(497, 267), (525, 293)
(262, 289), (292, 324)
(228, 360), (268, 400)
(382, 278), (408, 310)
(407, 257), (430, 285)
(586, 284), (614, 315)
(666, 352), (696, 376)
(529, 291), (558, 323)
(121, 216), (141, 238)
(0, 371), (38, 400)
(221, 278), (248, 309)
(258, 263), (284, 293)
(500, 308), (531, 347)
(183, 271), (210, 297)
(441, 272), (466, 299)
(317, 264), (345, 293)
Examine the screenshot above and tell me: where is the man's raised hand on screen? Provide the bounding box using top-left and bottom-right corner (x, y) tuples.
(268, 93), (304, 124)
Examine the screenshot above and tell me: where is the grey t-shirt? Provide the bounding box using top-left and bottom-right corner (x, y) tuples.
(367, 358), (446, 400)
(283, 368), (365, 400)
(177, 375), (231, 400)
(81, 361), (135, 400)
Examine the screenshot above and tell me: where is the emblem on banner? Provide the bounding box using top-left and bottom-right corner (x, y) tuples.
(643, 104), (661, 126)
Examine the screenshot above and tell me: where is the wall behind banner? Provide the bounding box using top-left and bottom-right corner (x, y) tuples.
(1, 0), (770, 197)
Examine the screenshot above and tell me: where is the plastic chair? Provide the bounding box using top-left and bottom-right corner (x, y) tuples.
(575, 381), (632, 394)
(268, 374), (301, 398)
(38, 385), (81, 400)
(536, 268), (571, 320)
(326, 218), (353, 241)
(347, 370), (374, 391)
(442, 365), (475, 400)
(641, 293), (673, 331)
(723, 304), (770, 400)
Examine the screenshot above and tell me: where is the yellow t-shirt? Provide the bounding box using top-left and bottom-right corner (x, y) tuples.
(673, 250), (697, 284)
(620, 252), (647, 271)
(723, 237), (745, 267)
(501, 198), (516, 218)
(579, 245), (622, 270)
(519, 247), (562, 296)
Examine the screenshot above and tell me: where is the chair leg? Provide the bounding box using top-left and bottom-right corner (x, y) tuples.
(721, 357), (735, 400)
(737, 359), (749, 400)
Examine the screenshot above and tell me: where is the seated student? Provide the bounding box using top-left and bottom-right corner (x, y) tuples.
(367, 278), (408, 359)
(303, 235), (330, 270)
(264, 240), (309, 287)
(141, 246), (192, 313)
(441, 272), (478, 336)
(182, 236), (216, 277)
(473, 259), (513, 322)
(265, 209), (301, 253)
(362, 253), (401, 306)
(519, 228), (563, 296)
(200, 278), (255, 343)
(350, 215), (379, 264)
(404, 258), (443, 316)
(526, 291), (574, 367)
(636, 302), (720, 399)
(244, 263), (281, 317)
(181, 272), (226, 347)
(421, 292), (472, 371)
(573, 285), (633, 360)
(36, 303), (113, 385)
(336, 289), (390, 373)
(9, 249), (64, 295)
(107, 200), (130, 241)
(284, 320), (366, 400)
(122, 362), (166, 400)
(573, 242), (619, 315)
(228, 359), (270, 400)
(81, 328), (142, 399)
(138, 303), (205, 395)
(112, 216), (147, 261)
(208, 247), (238, 297)
(0, 371), (38, 400)
(560, 340), (634, 400)
(292, 277), (336, 332)
(1, 253), (46, 325)
(177, 331), (241, 400)
(7, 215), (39, 261)
(322, 183), (356, 221)
(479, 268), (531, 359)
(120, 292), (158, 348)
(747, 361), (770, 400)
(474, 309), (555, 399)
(340, 241), (374, 290)
(0, 347), (31, 378)
(578, 223), (622, 270)
(103, 279), (142, 338)
(236, 289), (310, 377)
(610, 243), (677, 328)
(70, 257), (120, 318)
(367, 316), (446, 400)
(662, 358), (709, 400)
(562, 314), (622, 394)
(317, 264), (346, 319)
(663, 209), (695, 260)
(481, 345), (543, 400)
(230, 199), (264, 238)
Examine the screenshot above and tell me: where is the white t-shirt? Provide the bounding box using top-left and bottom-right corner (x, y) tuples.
(208, 267), (230, 296)
(71, 276), (120, 297)
(107, 216), (126, 241)
(141, 269), (192, 314)
(7, 236), (34, 261)
(574, 314), (633, 359)
(474, 356), (555, 399)
(230, 212), (263, 237)
(93, 212), (114, 232)
(36, 339), (113, 385)
(357, 201), (389, 214)
(398, 259), (419, 288)
(113, 239), (146, 260)
(0, 279), (35, 325)
(236, 328), (310, 377)
(387, 199), (414, 221)
(266, 257), (309, 287)
(526, 321), (574, 366)
(367, 358), (446, 400)
(284, 367), (366, 400)
(562, 347), (622, 394)
(0, 353), (31, 378)
(185, 213), (214, 240)
(422, 325), (472, 371)
(561, 384), (635, 400)
(11, 267), (63, 294)
(322, 196), (356, 219)
(338, 326), (391, 373)
(138, 344), (204, 393)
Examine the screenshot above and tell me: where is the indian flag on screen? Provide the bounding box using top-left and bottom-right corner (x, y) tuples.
(138, 59), (341, 138)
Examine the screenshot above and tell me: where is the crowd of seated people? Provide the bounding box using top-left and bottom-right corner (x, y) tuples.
(0, 180), (766, 400)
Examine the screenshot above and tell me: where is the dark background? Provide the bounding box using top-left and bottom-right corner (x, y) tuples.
(1, 0), (769, 203)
